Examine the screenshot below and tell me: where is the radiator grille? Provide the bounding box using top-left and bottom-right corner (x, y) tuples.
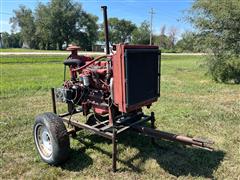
(124, 48), (160, 107)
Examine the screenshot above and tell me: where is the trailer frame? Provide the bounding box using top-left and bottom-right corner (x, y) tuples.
(51, 88), (214, 172)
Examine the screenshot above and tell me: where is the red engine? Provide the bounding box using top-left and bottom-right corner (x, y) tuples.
(56, 44), (160, 125)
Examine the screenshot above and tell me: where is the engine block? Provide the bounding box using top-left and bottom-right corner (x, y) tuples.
(58, 44), (160, 123)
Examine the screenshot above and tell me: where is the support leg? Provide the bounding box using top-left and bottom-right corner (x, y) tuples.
(150, 112), (156, 144)
(112, 128), (117, 172)
(51, 88), (57, 114)
(108, 103), (116, 126)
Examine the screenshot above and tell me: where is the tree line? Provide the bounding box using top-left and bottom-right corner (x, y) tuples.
(2, 0), (194, 52)
(7, 0), (98, 50)
(1, 0), (239, 83)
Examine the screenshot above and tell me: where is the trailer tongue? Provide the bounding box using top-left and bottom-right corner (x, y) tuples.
(131, 125), (214, 151)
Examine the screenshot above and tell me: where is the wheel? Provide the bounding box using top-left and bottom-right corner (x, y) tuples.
(33, 112), (70, 165)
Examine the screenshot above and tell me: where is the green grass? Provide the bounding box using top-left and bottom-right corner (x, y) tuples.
(0, 48), (93, 53)
(0, 55), (66, 63)
(0, 48), (63, 52)
(0, 55), (239, 179)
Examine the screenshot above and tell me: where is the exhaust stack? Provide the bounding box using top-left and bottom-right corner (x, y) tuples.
(101, 6), (110, 55)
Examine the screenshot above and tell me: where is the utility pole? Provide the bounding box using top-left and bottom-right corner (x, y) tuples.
(149, 8), (155, 45)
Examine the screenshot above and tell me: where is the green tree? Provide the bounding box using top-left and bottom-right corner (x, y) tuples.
(188, 0), (240, 83)
(2, 32), (10, 48)
(74, 12), (99, 50)
(40, 0), (98, 50)
(153, 25), (178, 52)
(131, 21), (150, 45)
(10, 33), (22, 48)
(11, 0), (98, 50)
(168, 27), (178, 49)
(155, 35), (170, 49)
(35, 3), (52, 50)
(154, 25), (171, 50)
(157, 25), (169, 49)
(47, 0), (82, 50)
(100, 17), (136, 44)
(175, 31), (200, 52)
(10, 6), (36, 48)
(1, 32), (22, 48)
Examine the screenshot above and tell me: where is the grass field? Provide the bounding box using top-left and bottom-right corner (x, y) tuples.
(0, 48), (59, 52)
(0, 48), (64, 52)
(0, 54), (239, 179)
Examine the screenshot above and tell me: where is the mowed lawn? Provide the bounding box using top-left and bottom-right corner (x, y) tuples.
(0, 54), (239, 179)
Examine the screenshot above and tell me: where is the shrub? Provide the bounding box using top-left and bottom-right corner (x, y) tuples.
(207, 53), (240, 84)
(188, 0), (240, 84)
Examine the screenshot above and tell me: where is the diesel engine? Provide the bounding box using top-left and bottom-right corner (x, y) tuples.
(56, 44), (160, 125)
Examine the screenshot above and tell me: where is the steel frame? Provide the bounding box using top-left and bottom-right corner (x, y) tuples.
(60, 109), (155, 172)
(51, 88), (214, 172)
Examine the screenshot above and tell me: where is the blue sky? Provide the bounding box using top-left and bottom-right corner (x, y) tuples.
(0, 0), (194, 37)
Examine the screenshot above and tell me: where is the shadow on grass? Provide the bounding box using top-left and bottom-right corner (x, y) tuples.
(60, 147), (93, 172)
(121, 131), (225, 178)
(69, 131), (225, 178)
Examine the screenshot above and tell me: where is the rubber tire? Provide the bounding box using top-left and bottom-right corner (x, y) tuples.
(33, 112), (70, 165)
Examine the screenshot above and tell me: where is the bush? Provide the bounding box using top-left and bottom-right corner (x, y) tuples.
(187, 0), (240, 84)
(160, 48), (180, 53)
(207, 53), (240, 84)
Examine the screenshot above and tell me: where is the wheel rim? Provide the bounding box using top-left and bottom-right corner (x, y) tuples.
(35, 124), (53, 159)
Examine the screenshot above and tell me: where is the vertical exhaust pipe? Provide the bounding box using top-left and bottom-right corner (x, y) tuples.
(101, 6), (110, 55)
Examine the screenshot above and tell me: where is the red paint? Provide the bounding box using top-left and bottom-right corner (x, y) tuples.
(93, 106), (108, 115)
(65, 43), (159, 118)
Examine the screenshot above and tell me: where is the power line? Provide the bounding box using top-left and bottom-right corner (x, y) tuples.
(149, 8), (155, 45)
